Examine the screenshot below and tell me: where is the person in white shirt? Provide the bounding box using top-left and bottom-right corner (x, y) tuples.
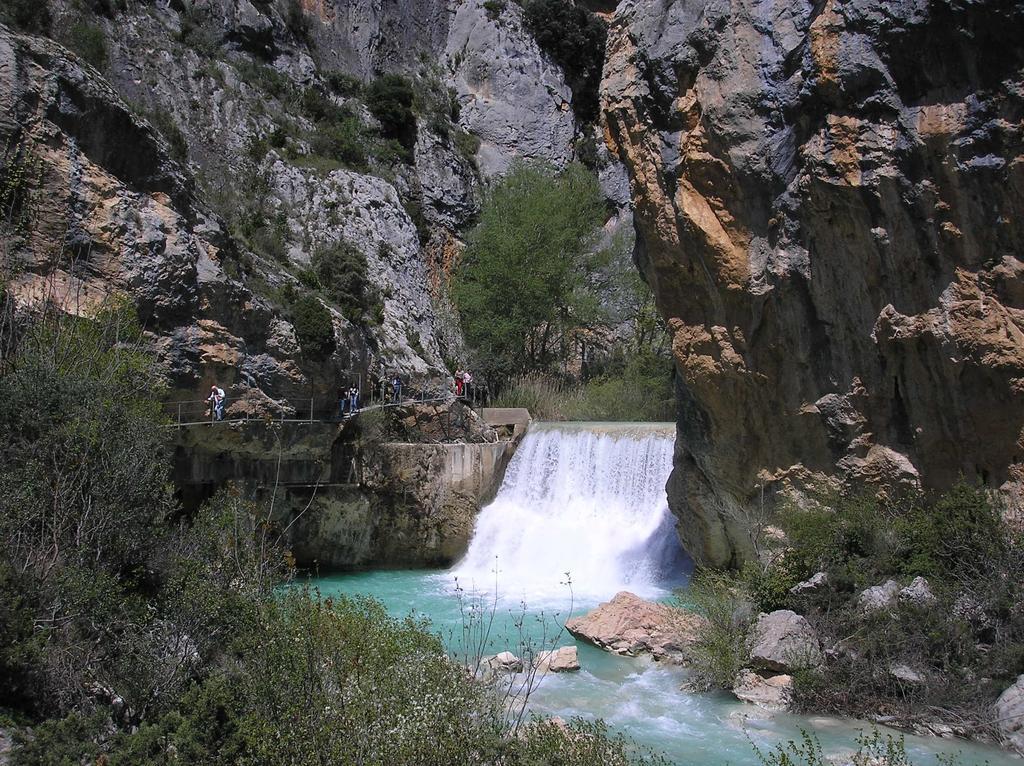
(207, 385), (226, 421)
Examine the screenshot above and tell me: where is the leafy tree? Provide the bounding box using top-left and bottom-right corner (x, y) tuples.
(523, 0), (607, 123)
(453, 161), (606, 377)
(365, 74), (417, 156)
(290, 294), (336, 357)
(0, 0), (51, 34)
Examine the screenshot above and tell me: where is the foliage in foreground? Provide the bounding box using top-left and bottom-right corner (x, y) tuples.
(0, 302), (666, 765)
(752, 728), (957, 766)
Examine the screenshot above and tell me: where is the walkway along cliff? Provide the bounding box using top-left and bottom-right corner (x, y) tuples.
(171, 400), (529, 569)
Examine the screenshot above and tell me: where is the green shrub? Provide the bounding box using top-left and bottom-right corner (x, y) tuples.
(522, 0), (607, 123)
(233, 61), (291, 99)
(483, 0), (506, 20)
(324, 70), (363, 97)
(63, 21), (108, 70)
(308, 108), (367, 169)
(290, 295), (335, 357)
(896, 482), (1008, 580)
(365, 74), (417, 156)
(454, 128), (481, 164)
(149, 108), (189, 163)
(283, 0), (309, 42)
(678, 571), (752, 691)
(0, 0), (51, 33)
(304, 239), (381, 322)
(567, 349), (675, 422)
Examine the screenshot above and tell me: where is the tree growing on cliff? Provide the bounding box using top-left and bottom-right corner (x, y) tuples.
(522, 0), (607, 123)
(454, 161), (606, 379)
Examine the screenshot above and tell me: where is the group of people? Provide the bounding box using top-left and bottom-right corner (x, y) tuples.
(453, 369), (474, 398)
(203, 367), (472, 425)
(338, 386), (360, 417)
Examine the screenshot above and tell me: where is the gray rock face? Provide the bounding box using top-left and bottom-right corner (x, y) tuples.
(602, 0), (1024, 566)
(0, 24), (321, 399)
(858, 580), (901, 613)
(269, 159), (447, 379)
(996, 674), (1024, 755)
(413, 123), (480, 230)
(898, 576), (937, 607)
(446, 0), (577, 177)
(790, 571), (829, 595)
(746, 610), (823, 673)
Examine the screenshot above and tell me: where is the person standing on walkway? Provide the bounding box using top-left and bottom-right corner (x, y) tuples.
(391, 375), (402, 403)
(338, 387), (348, 418)
(349, 386), (359, 414)
(207, 384), (226, 422)
(462, 370), (473, 402)
(454, 370), (464, 397)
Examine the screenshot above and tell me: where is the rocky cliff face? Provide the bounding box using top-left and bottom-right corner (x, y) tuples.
(602, 0), (1024, 565)
(1, 0), (605, 403)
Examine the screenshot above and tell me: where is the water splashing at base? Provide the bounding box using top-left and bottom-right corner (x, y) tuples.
(449, 422), (690, 606)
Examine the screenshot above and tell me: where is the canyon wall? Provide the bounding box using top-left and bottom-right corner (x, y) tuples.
(602, 0), (1024, 565)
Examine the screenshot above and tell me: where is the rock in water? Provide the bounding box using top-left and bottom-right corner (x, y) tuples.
(996, 674), (1024, 755)
(534, 646), (580, 674)
(746, 610), (823, 673)
(732, 669), (794, 712)
(565, 591), (704, 664)
(483, 651), (523, 674)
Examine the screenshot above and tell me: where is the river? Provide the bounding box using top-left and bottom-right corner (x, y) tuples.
(304, 422), (1019, 766)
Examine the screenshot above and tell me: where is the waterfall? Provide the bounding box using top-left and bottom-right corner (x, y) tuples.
(449, 422), (689, 606)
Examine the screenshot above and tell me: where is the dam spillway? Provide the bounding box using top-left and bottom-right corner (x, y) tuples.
(450, 421), (689, 605)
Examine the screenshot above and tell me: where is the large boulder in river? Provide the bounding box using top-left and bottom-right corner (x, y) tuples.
(996, 674), (1024, 755)
(483, 651), (523, 674)
(746, 610), (823, 673)
(565, 591), (704, 664)
(534, 646), (580, 674)
(732, 669), (793, 712)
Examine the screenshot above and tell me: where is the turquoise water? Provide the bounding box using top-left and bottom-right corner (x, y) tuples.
(304, 569), (1020, 766)
(300, 424), (1020, 765)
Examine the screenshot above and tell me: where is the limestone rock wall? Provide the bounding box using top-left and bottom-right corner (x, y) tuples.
(171, 404), (520, 568)
(601, 0), (1024, 566)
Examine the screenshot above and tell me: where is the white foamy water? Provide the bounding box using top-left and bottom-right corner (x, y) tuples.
(449, 422), (688, 606)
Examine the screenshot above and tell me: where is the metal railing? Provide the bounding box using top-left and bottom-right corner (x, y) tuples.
(163, 388), (485, 428)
